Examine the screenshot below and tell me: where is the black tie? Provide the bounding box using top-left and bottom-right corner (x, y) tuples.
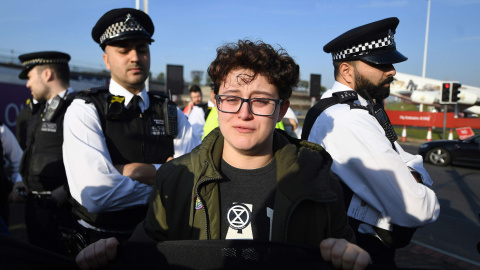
(130, 95), (142, 115)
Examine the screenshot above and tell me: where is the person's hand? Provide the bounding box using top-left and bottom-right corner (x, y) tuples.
(76, 237), (120, 270)
(184, 101), (194, 115)
(320, 238), (371, 270)
(51, 185), (68, 206)
(8, 181), (27, 202)
(115, 163), (156, 185)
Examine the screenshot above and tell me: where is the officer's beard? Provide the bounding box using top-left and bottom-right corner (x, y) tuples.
(354, 70), (393, 103)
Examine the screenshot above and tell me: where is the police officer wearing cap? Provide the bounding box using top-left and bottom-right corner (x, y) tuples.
(63, 8), (199, 245)
(302, 17), (440, 266)
(17, 51), (77, 254)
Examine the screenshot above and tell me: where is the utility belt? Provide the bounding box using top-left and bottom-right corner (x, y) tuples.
(58, 225), (88, 256)
(58, 218), (134, 256)
(77, 219), (133, 236)
(29, 191), (55, 209)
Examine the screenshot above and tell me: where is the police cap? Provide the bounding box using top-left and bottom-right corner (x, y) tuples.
(92, 8), (154, 49)
(323, 17), (407, 65)
(18, 51), (70, 80)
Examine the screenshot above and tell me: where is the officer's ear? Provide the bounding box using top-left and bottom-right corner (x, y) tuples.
(42, 67), (54, 82)
(103, 51), (111, 71)
(339, 61), (356, 86)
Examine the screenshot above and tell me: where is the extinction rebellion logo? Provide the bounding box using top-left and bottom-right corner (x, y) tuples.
(227, 203), (251, 231)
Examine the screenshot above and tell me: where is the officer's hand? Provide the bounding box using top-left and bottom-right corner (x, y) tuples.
(76, 237), (119, 270)
(320, 238), (371, 270)
(8, 181), (27, 202)
(166, 156), (174, 162)
(51, 185), (68, 206)
(115, 163), (156, 185)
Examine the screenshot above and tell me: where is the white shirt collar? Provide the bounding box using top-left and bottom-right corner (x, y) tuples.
(109, 78), (149, 110)
(47, 88), (72, 104)
(207, 99), (215, 108)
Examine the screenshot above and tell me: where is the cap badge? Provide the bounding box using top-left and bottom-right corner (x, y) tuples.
(124, 14), (137, 29)
(388, 29), (395, 47)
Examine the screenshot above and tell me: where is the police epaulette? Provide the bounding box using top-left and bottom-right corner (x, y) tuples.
(66, 91), (79, 101)
(332, 90), (358, 103)
(350, 103), (368, 111)
(75, 90), (92, 104)
(148, 91), (168, 101)
(76, 88), (109, 104)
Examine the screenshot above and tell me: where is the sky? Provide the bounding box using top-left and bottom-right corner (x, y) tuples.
(1, 0), (479, 89)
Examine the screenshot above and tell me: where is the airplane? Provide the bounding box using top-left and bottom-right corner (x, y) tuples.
(390, 72), (480, 116)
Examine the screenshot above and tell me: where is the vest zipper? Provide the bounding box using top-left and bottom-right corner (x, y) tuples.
(283, 197), (337, 242)
(141, 112), (145, 162)
(195, 161), (221, 240)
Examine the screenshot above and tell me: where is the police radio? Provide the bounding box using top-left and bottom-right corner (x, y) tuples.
(364, 92), (398, 144)
(163, 90), (178, 137)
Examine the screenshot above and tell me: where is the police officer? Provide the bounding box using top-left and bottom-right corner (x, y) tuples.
(302, 17), (440, 266)
(182, 84), (204, 116)
(18, 51), (76, 254)
(63, 8), (199, 245)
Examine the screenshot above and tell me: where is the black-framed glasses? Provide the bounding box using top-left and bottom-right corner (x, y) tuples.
(215, 95), (283, 116)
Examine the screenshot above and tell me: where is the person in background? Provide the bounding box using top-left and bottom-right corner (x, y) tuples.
(0, 121), (24, 232)
(75, 39), (371, 270)
(202, 83), (219, 140)
(17, 51), (76, 254)
(182, 84), (204, 116)
(302, 17), (439, 267)
(63, 8), (199, 247)
(282, 106), (302, 138)
(185, 85), (211, 140)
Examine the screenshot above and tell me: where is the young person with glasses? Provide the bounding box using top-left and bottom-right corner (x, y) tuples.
(76, 39), (371, 270)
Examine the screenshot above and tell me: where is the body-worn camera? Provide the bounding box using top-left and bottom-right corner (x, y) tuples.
(16, 187), (27, 198)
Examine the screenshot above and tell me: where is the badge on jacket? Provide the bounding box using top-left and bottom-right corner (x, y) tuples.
(194, 197), (203, 210)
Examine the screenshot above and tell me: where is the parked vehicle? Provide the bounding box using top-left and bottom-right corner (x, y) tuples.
(419, 134), (480, 168)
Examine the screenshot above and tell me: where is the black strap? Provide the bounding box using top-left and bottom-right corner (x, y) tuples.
(76, 88), (109, 132)
(301, 96), (339, 140)
(302, 91), (361, 140)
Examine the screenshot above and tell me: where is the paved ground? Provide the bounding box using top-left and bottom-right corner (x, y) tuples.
(395, 241), (480, 269)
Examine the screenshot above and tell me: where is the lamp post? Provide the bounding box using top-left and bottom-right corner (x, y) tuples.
(136, 0), (150, 91)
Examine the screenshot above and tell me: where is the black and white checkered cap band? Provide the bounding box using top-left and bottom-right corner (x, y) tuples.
(100, 14), (146, 44)
(22, 58), (69, 67)
(332, 31), (395, 61)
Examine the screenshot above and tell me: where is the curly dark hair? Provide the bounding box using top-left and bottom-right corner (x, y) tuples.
(207, 39), (299, 101)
